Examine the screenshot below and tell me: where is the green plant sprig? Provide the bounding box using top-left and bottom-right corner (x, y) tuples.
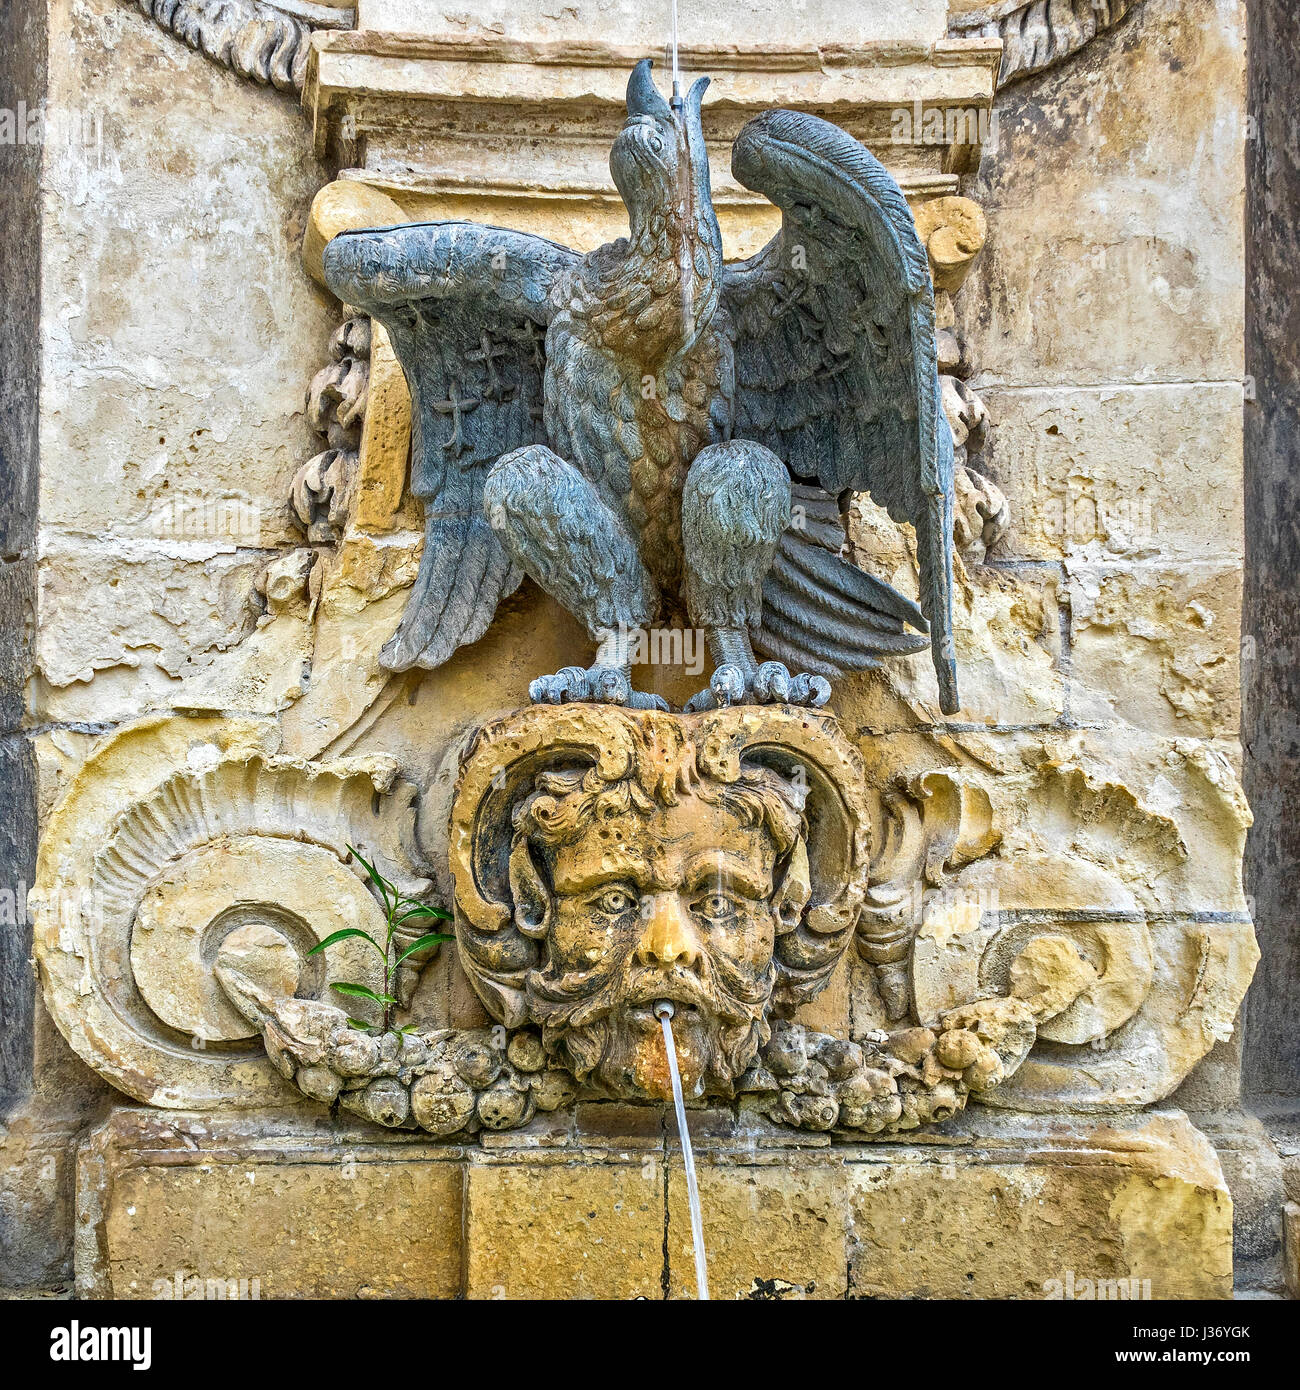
(307, 845), (452, 1032)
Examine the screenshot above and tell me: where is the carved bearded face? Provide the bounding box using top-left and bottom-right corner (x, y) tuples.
(511, 769), (810, 1101)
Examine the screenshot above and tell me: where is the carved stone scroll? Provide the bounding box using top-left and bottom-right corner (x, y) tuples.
(31, 716), (428, 1108)
(126, 0), (355, 94)
(949, 0), (1144, 89)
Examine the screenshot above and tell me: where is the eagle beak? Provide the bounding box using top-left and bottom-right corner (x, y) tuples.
(685, 75), (710, 122)
(626, 58), (673, 123)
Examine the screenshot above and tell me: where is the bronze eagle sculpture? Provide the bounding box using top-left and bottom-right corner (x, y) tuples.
(323, 60), (959, 715)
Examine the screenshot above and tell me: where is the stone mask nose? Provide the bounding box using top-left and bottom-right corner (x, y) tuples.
(635, 892), (702, 969)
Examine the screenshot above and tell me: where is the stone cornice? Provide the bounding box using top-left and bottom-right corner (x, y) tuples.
(304, 31), (1003, 185)
(306, 30), (1002, 71)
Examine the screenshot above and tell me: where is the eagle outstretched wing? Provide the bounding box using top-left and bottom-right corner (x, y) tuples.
(323, 222), (580, 672)
(722, 111), (960, 714)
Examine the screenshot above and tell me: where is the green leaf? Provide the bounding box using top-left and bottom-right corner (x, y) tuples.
(306, 928), (388, 960)
(347, 844), (394, 917)
(346, 1018), (373, 1031)
(398, 1024), (419, 1035)
(329, 982), (397, 1006)
(396, 897), (453, 919)
(394, 903), (453, 925)
(394, 932), (454, 966)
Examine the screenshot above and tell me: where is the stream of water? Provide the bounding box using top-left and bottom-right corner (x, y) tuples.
(655, 1002), (710, 1299)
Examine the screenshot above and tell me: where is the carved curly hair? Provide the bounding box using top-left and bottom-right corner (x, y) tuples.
(514, 758), (805, 855)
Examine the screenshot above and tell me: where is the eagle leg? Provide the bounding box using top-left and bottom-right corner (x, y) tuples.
(483, 444), (667, 710)
(681, 441), (830, 712)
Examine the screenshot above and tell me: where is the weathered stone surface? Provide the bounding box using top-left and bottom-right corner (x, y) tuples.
(1068, 562), (1243, 738)
(0, 739), (38, 1106)
(35, 544), (266, 722)
(31, 715), (425, 1109)
(931, 727), (1252, 917)
(846, 1109), (1233, 1299)
(913, 195), (988, 293)
(977, 384), (1245, 565)
(77, 1109), (464, 1299)
(957, 0), (1245, 389)
(984, 919), (1258, 1111)
(899, 561), (1065, 726)
(279, 571), (589, 761)
(37, 539), (332, 727)
(1286, 1202), (1300, 1299)
(465, 1155), (664, 1300)
(75, 1105), (1234, 1300)
(360, 0), (949, 46)
(38, 1), (335, 561)
(949, 0), (1146, 89)
(0, 0), (42, 1124)
(350, 323), (414, 534)
(307, 30), (998, 207)
(1192, 1110), (1287, 1295)
(1242, 0), (1300, 1109)
(126, 0), (338, 93)
(0, 1107), (78, 1287)
(666, 1157), (849, 1300)
(131, 838), (387, 1042)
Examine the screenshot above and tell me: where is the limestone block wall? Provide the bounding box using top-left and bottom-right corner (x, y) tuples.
(2, 0), (338, 1284)
(35, 2), (337, 727)
(962, 0), (1246, 747)
(953, 0), (1251, 1097)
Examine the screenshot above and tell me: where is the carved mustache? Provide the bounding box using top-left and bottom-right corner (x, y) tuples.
(528, 951), (774, 1034)
(617, 965), (724, 1016)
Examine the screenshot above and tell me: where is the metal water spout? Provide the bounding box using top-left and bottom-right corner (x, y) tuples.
(654, 1000), (710, 1299)
(669, 0), (682, 109)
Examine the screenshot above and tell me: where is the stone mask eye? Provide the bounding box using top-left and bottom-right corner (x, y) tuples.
(694, 892), (736, 920)
(593, 887), (637, 916)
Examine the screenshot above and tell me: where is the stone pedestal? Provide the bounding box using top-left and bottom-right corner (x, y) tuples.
(76, 1103), (1232, 1300)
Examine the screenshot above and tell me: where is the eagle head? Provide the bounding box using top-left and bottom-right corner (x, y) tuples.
(611, 59), (712, 229)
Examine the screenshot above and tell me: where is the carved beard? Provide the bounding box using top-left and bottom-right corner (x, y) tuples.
(526, 951), (774, 1102)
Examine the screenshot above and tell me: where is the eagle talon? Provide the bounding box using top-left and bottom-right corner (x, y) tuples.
(753, 661), (791, 702)
(711, 664), (747, 709)
(626, 689), (672, 712)
(685, 662), (831, 711)
(788, 672), (832, 707)
(529, 665), (666, 709)
(529, 666), (592, 705)
(587, 665), (631, 703)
